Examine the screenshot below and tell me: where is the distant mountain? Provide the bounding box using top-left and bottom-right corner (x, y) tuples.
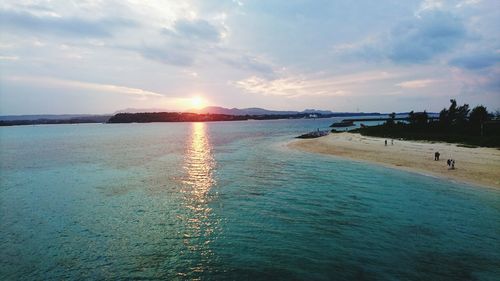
(302, 109), (337, 115)
(113, 108), (173, 114)
(187, 106), (335, 116)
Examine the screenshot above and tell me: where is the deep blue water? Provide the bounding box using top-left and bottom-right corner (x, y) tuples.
(1, 119), (499, 280)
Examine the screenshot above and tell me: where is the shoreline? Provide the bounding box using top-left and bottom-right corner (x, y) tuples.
(288, 132), (500, 190)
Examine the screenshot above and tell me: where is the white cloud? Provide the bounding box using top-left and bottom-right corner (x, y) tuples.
(0, 55), (19, 60)
(416, 0), (444, 16)
(456, 0), (481, 8)
(6, 76), (164, 98)
(396, 79), (440, 89)
(234, 71), (398, 98)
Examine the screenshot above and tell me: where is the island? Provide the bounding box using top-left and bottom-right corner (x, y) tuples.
(107, 111), (380, 123)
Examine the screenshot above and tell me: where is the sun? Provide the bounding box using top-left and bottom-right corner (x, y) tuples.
(190, 96), (204, 109)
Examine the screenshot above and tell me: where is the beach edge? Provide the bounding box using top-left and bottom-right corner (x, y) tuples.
(288, 132), (500, 190)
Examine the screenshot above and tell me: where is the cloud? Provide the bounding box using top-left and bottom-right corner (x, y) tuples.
(138, 45), (195, 66)
(456, 0), (481, 8)
(163, 19), (223, 42)
(137, 18), (275, 74)
(234, 71), (397, 97)
(5, 76), (164, 98)
(416, 0), (444, 15)
(331, 37), (385, 62)
(451, 65), (500, 93)
(1, 0), (498, 113)
(387, 11), (466, 63)
(334, 10), (467, 64)
(132, 18), (227, 66)
(219, 53), (276, 76)
(449, 51), (500, 70)
(0, 8), (136, 38)
(396, 79), (439, 89)
(0, 56), (19, 61)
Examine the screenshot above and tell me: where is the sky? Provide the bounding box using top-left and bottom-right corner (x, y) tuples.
(0, 0), (499, 114)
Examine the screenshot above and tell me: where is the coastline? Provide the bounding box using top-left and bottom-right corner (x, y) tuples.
(288, 132), (500, 190)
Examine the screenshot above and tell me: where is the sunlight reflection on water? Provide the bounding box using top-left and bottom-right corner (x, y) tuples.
(180, 122), (219, 277)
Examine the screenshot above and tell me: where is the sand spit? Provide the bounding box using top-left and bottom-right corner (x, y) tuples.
(289, 132), (500, 189)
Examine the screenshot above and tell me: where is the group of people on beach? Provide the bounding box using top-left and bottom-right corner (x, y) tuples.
(382, 141), (458, 170)
(447, 159), (456, 169)
(434, 151), (456, 169)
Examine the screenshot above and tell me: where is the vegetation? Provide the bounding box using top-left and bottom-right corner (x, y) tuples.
(353, 99), (500, 148)
(107, 112), (247, 123)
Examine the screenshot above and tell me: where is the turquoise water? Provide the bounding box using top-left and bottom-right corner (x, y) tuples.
(1, 119), (499, 280)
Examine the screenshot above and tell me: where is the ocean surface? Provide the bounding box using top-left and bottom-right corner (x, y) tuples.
(1, 119), (499, 280)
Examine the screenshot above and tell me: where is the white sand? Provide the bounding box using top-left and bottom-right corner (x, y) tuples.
(289, 132), (500, 189)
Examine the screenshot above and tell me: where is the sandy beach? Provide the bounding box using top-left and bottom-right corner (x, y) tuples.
(289, 132), (500, 189)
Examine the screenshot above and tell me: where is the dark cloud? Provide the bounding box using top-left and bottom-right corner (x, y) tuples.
(387, 11), (466, 63)
(0, 8), (136, 38)
(138, 46), (194, 66)
(335, 11), (468, 65)
(163, 19), (222, 42)
(450, 52), (500, 70)
(136, 19), (226, 67)
(219, 54), (276, 76)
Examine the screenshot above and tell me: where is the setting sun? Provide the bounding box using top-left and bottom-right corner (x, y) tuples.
(190, 96), (204, 109)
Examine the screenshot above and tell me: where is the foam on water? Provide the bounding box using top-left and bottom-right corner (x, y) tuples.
(1, 120), (499, 280)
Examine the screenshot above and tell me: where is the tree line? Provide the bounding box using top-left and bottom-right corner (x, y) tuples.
(354, 99), (499, 147)
(385, 99), (494, 136)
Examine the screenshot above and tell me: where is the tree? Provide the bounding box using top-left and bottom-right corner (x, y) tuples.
(415, 111), (428, 127)
(438, 99), (457, 127)
(439, 107), (450, 126)
(439, 99), (469, 127)
(469, 105), (489, 135)
(456, 103), (470, 125)
(469, 105), (488, 124)
(408, 110), (415, 125)
(386, 112), (396, 126)
(408, 111), (428, 127)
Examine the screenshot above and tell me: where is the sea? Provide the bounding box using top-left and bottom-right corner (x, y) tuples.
(1, 118), (499, 280)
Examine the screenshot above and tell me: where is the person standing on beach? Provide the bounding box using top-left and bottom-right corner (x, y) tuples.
(451, 160), (455, 169)
(391, 139), (394, 145)
(385, 140), (387, 146)
(435, 152), (440, 161)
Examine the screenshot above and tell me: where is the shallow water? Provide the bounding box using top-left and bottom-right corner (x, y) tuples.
(1, 119), (499, 280)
